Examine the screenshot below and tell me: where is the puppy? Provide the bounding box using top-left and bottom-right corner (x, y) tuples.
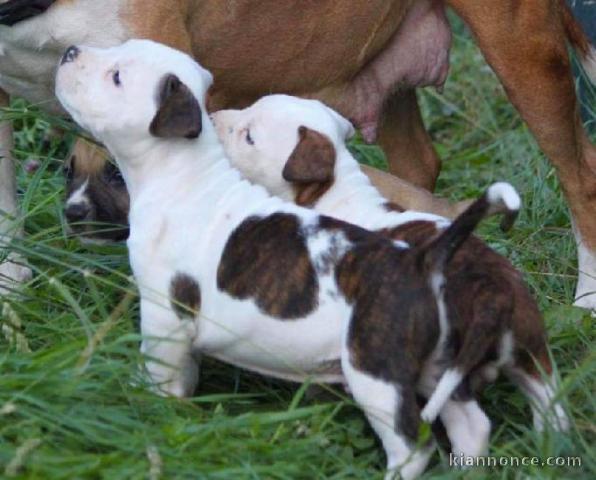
(55, 40), (543, 479)
(63, 139), (129, 242)
(212, 95), (570, 435)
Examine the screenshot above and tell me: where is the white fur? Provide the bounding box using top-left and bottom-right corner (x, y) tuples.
(487, 182), (521, 211)
(65, 178), (90, 207)
(439, 400), (491, 458)
(572, 222), (596, 311)
(420, 368), (463, 423)
(506, 369), (570, 432)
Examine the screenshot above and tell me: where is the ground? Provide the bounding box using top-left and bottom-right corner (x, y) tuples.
(0, 15), (595, 480)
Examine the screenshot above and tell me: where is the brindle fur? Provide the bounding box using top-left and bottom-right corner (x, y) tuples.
(384, 220), (552, 389)
(217, 213), (319, 319)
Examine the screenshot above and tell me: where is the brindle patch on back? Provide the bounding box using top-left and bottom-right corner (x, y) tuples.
(217, 213), (319, 319)
(170, 272), (201, 319)
(319, 215), (440, 442)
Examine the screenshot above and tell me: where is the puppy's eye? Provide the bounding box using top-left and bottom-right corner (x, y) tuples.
(246, 129), (254, 145)
(112, 70), (121, 87)
(104, 163), (124, 184)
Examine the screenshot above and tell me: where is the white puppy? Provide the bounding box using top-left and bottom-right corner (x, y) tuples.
(212, 95), (570, 447)
(56, 40), (525, 479)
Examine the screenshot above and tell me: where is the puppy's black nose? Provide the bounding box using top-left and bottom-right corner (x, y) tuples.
(61, 46), (80, 65)
(65, 203), (90, 223)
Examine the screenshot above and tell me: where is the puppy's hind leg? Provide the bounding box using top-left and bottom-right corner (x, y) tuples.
(342, 351), (434, 480)
(0, 89), (32, 290)
(439, 398), (491, 458)
(505, 354), (569, 432)
(421, 277), (513, 423)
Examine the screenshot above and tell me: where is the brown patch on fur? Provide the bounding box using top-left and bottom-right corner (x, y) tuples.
(170, 272), (201, 319)
(150, 74), (202, 139)
(283, 126), (336, 207)
(283, 126), (336, 183)
(217, 213), (319, 319)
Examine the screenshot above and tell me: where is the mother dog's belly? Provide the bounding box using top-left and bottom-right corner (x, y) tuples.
(0, 44), (63, 111)
(0, 0), (128, 109)
(197, 291), (350, 383)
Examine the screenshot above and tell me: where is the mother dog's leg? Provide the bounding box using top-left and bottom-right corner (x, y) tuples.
(450, 0), (596, 309)
(377, 90), (441, 191)
(0, 89), (31, 289)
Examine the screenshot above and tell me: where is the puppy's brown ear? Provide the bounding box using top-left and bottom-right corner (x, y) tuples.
(283, 126), (336, 183)
(150, 74), (202, 139)
(282, 126), (336, 206)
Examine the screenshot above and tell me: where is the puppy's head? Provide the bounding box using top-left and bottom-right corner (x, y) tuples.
(212, 95), (355, 206)
(63, 141), (129, 243)
(56, 39), (213, 161)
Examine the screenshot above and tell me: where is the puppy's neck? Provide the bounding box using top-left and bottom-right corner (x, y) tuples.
(313, 148), (446, 229)
(107, 123), (228, 203)
(313, 147), (391, 226)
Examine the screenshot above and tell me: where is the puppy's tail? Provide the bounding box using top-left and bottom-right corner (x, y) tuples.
(417, 182), (520, 274)
(560, 0), (596, 84)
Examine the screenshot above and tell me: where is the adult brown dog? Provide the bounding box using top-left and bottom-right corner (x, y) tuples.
(0, 0), (595, 308)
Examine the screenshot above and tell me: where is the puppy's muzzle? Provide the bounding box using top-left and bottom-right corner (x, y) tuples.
(61, 45), (80, 65)
(64, 202), (90, 223)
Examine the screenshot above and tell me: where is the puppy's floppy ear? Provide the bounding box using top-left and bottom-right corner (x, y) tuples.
(282, 126), (336, 206)
(150, 74), (202, 139)
(283, 126), (336, 183)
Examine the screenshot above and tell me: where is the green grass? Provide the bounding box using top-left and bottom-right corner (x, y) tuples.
(1, 17), (595, 480)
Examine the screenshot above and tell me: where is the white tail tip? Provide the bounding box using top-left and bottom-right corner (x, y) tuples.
(487, 182), (521, 211)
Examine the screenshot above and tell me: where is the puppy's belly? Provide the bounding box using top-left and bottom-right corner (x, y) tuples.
(197, 291), (350, 382)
